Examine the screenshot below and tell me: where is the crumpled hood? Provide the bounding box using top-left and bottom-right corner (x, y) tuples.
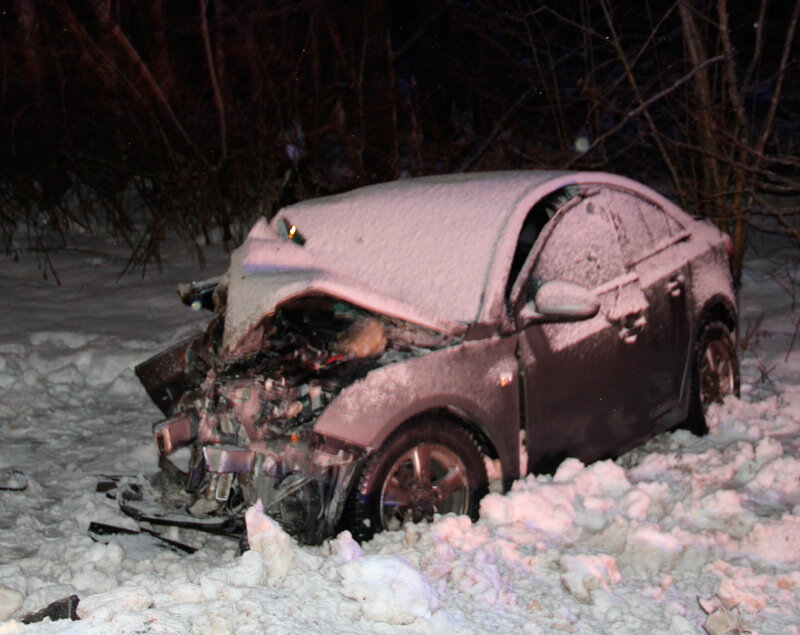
(221, 219), (464, 354)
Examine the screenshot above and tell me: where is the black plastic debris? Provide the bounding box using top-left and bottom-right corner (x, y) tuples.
(88, 521), (198, 554)
(0, 469), (27, 491)
(119, 499), (243, 535)
(22, 595), (80, 624)
(177, 277), (220, 311)
(95, 480), (118, 495)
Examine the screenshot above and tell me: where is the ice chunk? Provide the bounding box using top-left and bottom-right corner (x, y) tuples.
(0, 586), (22, 622)
(245, 501), (296, 581)
(559, 554), (620, 604)
(330, 531), (364, 562)
(339, 554), (440, 625)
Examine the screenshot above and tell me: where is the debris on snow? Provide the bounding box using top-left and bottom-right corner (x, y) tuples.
(700, 595), (751, 635)
(0, 469), (26, 491)
(21, 595), (80, 624)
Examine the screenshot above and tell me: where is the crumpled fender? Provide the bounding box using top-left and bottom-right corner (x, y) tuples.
(313, 335), (521, 483)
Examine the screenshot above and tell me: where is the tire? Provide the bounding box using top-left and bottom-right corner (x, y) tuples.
(685, 321), (740, 435)
(342, 416), (488, 542)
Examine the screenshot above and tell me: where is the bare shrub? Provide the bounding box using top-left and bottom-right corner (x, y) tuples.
(0, 1), (797, 278)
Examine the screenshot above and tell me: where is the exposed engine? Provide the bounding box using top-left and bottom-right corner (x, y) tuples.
(135, 294), (452, 543)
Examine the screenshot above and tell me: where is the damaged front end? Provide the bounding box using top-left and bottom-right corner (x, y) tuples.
(134, 294), (450, 544)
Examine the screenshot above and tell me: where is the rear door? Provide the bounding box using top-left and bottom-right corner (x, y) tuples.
(602, 187), (692, 422)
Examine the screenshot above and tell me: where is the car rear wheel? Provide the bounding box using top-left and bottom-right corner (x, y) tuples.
(686, 321), (739, 435)
(343, 417), (488, 542)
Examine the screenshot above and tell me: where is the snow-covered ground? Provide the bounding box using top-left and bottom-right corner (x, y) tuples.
(1, 230), (800, 633)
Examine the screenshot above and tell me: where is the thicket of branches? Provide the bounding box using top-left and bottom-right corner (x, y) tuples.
(1, 0), (798, 278)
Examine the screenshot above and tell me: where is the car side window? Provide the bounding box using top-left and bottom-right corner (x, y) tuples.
(505, 186), (581, 300)
(604, 188), (685, 264)
(531, 198), (626, 291)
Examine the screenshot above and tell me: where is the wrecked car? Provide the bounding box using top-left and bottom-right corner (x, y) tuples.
(132, 171), (738, 544)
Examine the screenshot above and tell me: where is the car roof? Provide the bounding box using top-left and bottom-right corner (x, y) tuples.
(273, 171), (574, 322)
(223, 171), (687, 352)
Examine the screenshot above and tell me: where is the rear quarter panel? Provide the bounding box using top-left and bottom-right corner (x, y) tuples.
(673, 219), (737, 410)
(684, 220), (737, 327)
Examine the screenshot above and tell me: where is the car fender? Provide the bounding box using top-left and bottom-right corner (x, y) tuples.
(313, 335), (521, 482)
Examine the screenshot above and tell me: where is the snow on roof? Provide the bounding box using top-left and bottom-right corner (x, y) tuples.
(274, 171), (574, 320)
(223, 171), (585, 350)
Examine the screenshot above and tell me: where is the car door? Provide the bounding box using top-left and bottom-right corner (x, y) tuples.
(516, 189), (652, 473)
(602, 187), (692, 423)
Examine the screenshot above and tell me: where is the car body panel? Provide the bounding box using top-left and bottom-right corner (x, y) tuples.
(313, 335), (521, 482)
(516, 193), (652, 471)
(511, 184), (731, 471)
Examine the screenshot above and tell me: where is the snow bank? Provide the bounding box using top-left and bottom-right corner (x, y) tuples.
(2, 235), (800, 632)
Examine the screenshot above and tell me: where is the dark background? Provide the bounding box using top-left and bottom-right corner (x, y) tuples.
(1, 1), (798, 279)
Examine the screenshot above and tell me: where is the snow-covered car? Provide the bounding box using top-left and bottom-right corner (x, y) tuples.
(133, 171), (738, 544)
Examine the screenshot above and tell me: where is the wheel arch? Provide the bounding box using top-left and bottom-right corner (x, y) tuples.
(395, 406), (501, 461)
(696, 294), (738, 338)
(359, 405), (504, 481)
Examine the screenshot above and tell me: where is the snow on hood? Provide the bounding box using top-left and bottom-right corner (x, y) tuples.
(221, 219), (465, 353)
(223, 171), (576, 352)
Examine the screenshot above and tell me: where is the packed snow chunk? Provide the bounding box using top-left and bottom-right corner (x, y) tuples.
(483, 459), (630, 541)
(0, 586), (22, 622)
(704, 562), (770, 613)
(620, 488), (651, 521)
(739, 514), (800, 565)
(754, 435), (784, 461)
(428, 514), (489, 552)
(571, 459), (631, 499)
(480, 476), (577, 543)
(339, 554), (440, 625)
(330, 530), (364, 562)
(245, 500), (295, 581)
(697, 489), (744, 517)
(78, 585), (153, 622)
(623, 526), (684, 577)
(746, 456), (800, 498)
(559, 554), (621, 605)
(552, 457), (585, 483)
(203, 549), (268, 592)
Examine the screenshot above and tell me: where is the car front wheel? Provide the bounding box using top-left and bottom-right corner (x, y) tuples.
(343, 417), (488, 542)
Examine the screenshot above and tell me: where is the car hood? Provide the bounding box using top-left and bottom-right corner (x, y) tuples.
(221, 219), (465, 354)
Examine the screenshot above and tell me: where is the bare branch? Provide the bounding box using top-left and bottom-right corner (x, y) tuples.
(199, 0), (227, 163)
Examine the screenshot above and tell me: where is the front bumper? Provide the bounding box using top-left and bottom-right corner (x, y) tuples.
(150, 411), (362, 544)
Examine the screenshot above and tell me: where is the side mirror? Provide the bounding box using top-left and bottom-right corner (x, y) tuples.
(519, 280), (600, 327)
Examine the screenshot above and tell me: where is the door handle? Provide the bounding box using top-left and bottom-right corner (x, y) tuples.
(619, 311), (646, 343)
(667, 275), (685, 298)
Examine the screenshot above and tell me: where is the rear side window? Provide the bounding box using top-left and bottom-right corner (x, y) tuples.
(604, 188), (684, 264)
